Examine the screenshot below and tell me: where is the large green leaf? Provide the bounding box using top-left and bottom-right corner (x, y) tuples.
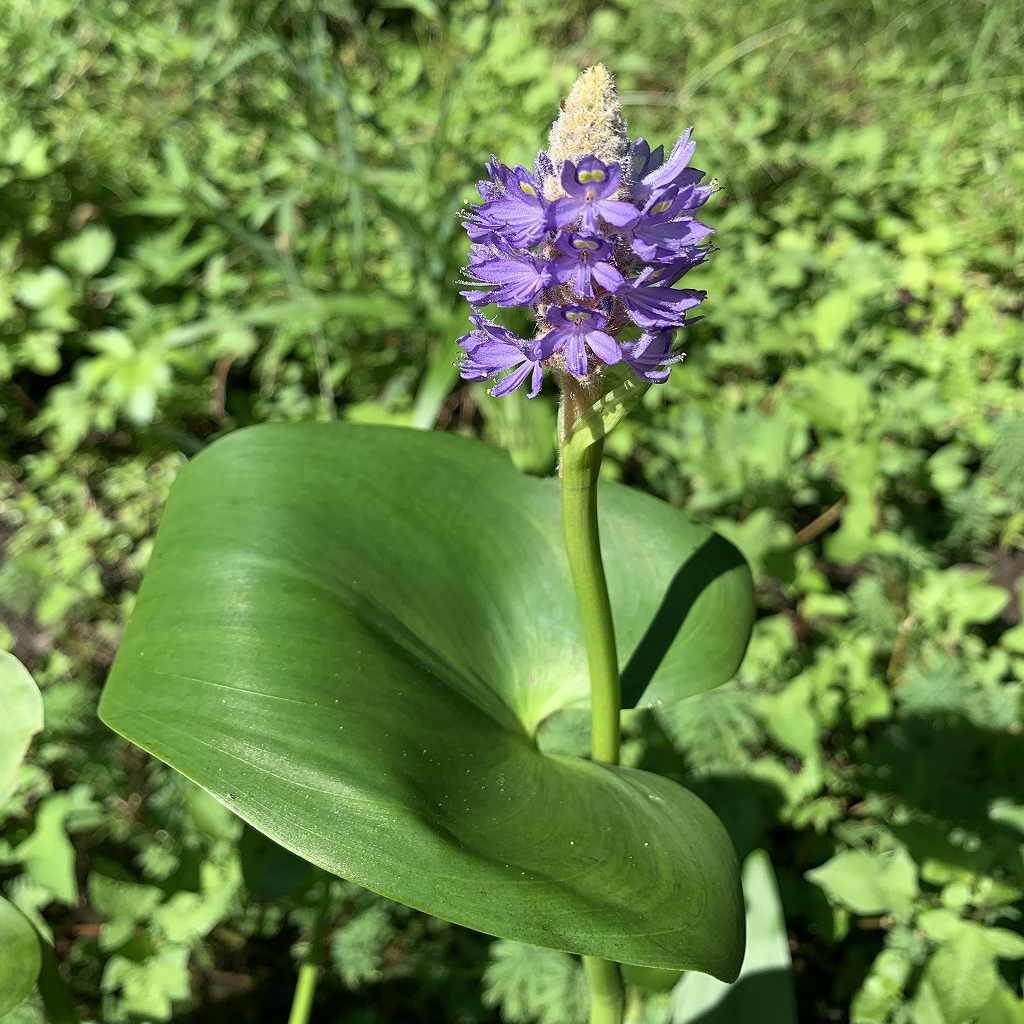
(0, 652), (43, 805)
(100, 424), (753, 976)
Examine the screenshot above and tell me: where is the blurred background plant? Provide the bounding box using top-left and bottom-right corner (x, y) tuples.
(1, 0), (1022, 1021)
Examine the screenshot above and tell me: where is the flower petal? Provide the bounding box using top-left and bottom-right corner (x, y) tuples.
(553, 197), (585, 229)
(490, 360), (533, 397)
(592, 261), (625, 293)
(586, 330), (622, 365)
(596, 199), (640, 228)
(564, 332), (588, 377)
(528, 361), (544, 398)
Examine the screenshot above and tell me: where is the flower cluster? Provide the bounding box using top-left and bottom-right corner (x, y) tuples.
(456, 123), (714, 399)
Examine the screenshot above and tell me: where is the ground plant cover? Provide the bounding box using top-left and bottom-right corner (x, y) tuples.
(1, 1), (1022, 1022)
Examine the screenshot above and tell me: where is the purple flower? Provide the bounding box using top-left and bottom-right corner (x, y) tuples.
(550, 233), (624, 299)
(630, 185), (715, 262)
(543, 305), (622, 378)
(466, 160), (552, 248)
(621, 330), (687, 382)
(553, 157), (639, 234)
(620, 267), (706, 329)
(631, 129), (705, 207)
(458, 316), (547, 398)
(640, 249), (709, 286)
(462, 242), (553, 307)
(630, 139), (664, 182)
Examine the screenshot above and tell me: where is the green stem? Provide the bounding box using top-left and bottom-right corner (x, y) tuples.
(287, 963), (319, 1024)
(583, 956), (626, 1024)
(287, 873), (333, 1024)
(559, 381), (625, 1024)
(560, 391), (621, 765)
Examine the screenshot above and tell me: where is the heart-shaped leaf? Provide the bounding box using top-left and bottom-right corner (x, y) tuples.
(100, 424), (753, 976)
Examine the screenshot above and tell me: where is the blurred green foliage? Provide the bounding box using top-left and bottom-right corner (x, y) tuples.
(1, 0), (1022, 1020)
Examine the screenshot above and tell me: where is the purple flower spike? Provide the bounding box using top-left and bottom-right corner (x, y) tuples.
(554, 158), (639, 234)
(543, 305), (622, 378)
(551, 232), (624, 299)
(456, 86), (715, 396)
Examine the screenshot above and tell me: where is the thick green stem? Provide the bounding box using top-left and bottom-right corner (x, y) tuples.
(560, 382), (625, 1024)
(560, 433), (621, 764)
(286, 873), (333, 1024)
(583, 956), (626, 1024)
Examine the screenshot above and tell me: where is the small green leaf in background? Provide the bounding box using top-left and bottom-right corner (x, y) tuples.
(12, 267), (72, 313)
(12, 787), (102, 905)
(332, 905), (397, 989)
(0, 896), (42, 1017)
(87, 866), (164, 952)
(806, 847), (919, 917)
(979, 982), (1024, 1024)
(913, 911), (1024, 1021)
(54, 226), (116, 278)
(0, 652), (43, 804)
(914, 927), (1001, 1024)
(851, 943), (914, 1024)
(483, 940), (588, 1024)
(100, 947), (190, 1022)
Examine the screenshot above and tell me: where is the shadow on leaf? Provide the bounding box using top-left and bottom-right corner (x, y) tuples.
(621, 535), (748, 708)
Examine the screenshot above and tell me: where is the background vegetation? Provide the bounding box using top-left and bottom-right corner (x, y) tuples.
(1, 0), (1022, 1021)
